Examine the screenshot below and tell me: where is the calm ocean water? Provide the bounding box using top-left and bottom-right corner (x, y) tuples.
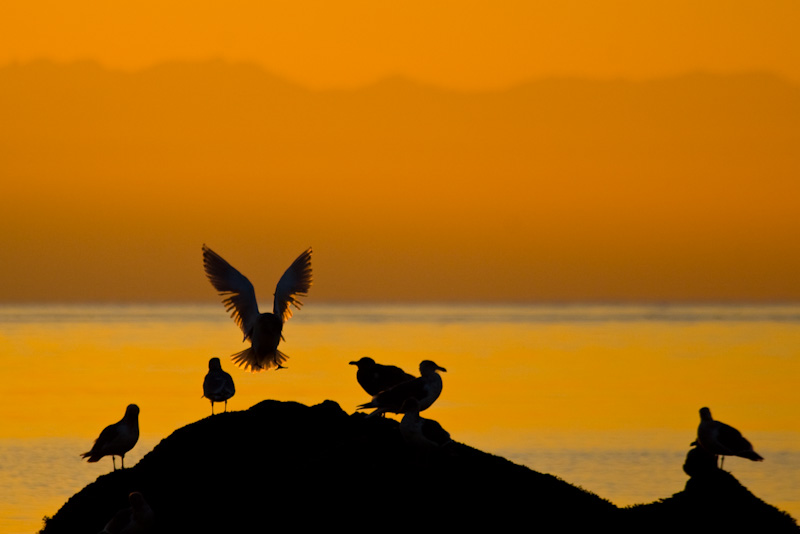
(1, 303), (798, 533)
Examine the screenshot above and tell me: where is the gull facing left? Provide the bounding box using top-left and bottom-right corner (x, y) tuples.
(203, 245), (312, 372)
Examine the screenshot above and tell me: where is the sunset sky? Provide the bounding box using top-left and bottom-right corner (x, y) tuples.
(4, 1), (800, 89)
(2, 0), (800, 302)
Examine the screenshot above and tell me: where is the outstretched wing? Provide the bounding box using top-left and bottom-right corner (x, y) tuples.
(203, 245), (260, 337)
(273, 247), (313, 322)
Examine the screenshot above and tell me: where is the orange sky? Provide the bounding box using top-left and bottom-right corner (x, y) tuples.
(2, 1), (800, 302)
(4, 0), (800, 89)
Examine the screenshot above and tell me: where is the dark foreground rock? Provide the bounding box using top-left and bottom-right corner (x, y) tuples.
(40, 400), (798, 533)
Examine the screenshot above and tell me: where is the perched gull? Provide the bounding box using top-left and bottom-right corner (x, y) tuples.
(357, 360), (446, 417)
(100, 491), (154, 534)
(81, 404), (140, 471)
(203, 244), (312, 372)
(203, 357), (236, 414)
(399, 398), (452, 449)
(349, 356), (415, 396)
(695, 407), (764, 468)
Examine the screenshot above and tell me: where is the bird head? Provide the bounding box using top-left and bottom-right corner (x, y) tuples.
(349, 357), (375, 369)
(419, 360), (447, 375)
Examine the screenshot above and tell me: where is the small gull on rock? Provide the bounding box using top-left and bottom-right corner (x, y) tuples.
(203, 357), (236, 414)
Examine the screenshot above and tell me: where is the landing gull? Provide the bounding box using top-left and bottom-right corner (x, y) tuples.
(203, 357), (236, 414)
(203, 244), (312, 372)
(81, 404), (140, 471)
(357, 360), (446, 417)
(349, 356), (415, 396)
(695, 406), (763, 468)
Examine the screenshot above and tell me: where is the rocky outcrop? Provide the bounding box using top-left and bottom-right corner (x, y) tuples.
(40, 400), (798, 533)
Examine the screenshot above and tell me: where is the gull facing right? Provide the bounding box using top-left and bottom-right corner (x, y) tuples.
(81, 404), (140, 471)
(695, 406), (763, 468)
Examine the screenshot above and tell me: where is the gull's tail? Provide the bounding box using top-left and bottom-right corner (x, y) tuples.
(740, 450), (764, 461)
(231, 347), (288, 373)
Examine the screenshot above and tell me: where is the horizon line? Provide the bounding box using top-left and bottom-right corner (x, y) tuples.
(3, 57), (798, 93)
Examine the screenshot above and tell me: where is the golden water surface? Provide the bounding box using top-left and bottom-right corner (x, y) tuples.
(0, 304), (798, 532)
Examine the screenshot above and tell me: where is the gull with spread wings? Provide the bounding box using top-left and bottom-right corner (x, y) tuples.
(203, 245), (312, 372)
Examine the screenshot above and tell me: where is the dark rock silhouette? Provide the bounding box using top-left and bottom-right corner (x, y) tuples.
(42, 400), (798, 533)
(630, 453), (798, 533)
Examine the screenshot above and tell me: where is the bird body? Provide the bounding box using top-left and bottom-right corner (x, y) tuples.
(203, 357), (236, 414)
(81, 404), (140, 470)
(349, 356), (415, 396)
(358, 360), (446, 417)
(203, 245), (312, 372)
(100, 492), (154, 534)
(400, 398), (452, 449)
(696, 407), (763, 464)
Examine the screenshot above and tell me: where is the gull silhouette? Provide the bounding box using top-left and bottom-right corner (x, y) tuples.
(203, 245), (312, 372)
(349, 356), (415, 396)
(694, 406), (763, 468)
(81, 404), (140, 471)
(203, 357), (236, 414)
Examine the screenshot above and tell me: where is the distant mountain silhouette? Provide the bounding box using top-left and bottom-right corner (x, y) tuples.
(39, 400), (798, 533)
(2, 60), (800, 302)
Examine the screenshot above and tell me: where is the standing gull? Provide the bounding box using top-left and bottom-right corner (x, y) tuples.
(357, 360), (446, 417)
(203, 244), (312, 372)
(695, 406), (764, 468)
(203, 357), (236, 414)
(349, 356), (415, 396)
(81, 404), (140, 471)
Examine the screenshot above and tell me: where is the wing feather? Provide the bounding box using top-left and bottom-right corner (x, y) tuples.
(273, 247), (313, 322)
(202, 245), (260, 336)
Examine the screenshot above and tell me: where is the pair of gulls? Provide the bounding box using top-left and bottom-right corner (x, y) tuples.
(350, 356), (451, 447)
(78, 360), (238, 473)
